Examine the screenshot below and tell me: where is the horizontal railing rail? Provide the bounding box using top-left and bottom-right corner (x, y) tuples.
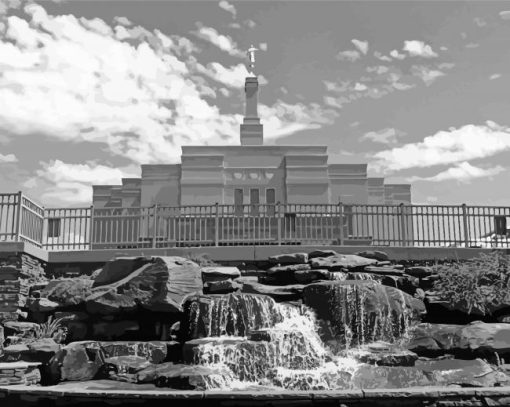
(0, 193), (509, 251)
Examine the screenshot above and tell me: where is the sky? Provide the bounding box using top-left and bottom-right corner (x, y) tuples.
(1, 0), (510, 207)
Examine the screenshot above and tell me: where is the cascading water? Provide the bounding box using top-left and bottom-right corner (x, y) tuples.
(182, 293), (367, 390)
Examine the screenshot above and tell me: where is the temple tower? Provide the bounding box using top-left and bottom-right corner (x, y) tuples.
(240, 45), (263, 145)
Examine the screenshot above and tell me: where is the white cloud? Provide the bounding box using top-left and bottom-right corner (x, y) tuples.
(351, 39), (368, 55)
(353, 82), (367, 91)
(336, 49), (360, 62)
(197, 62), (250, 88)
(259, 42), (268, 51)
(499, 10), (510, 20)
(218, 0), (236, 18)
(408, 162), (505, 183)
(324, 80), (350, 93)
(474, 17), (486, 27)
(26, 160), (139, 204)
(0, 153), (17, 163)
(465, 42), (479, 49)
(362, 128), (404, 144)
(244, 19), (256, 28)
(366, 65), (389, 75)
(193, 25), (244, 57)
(113, 16), (132, 26)
(403, 40), (438, 58)
(0, 4), (337, 174)
(411, 65), (445, 86)
(371, 121), (510, 172)
(374, 51), (392, 62)
(490, 73), (501, 80)
(389, 49), (406, 60)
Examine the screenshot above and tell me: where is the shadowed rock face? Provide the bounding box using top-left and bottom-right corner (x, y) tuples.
(85, 257), (202, 314)
(303, 280), (426, 347)
(180, 293), (297, 340)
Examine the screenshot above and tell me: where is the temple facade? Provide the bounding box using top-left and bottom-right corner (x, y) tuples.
(93, 69), (411, 209)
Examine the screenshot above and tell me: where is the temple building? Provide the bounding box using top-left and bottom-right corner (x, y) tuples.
(92, 50), (411, 209)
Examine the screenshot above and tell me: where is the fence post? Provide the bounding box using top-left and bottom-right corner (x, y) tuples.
(462, 203), (469, 247)
(276, 202), (282, 246)
(399, 203), (408, 247)
(15, 191), (23, 242)
(152, 204), (158, 249)
(88, 205), (94, 250)
(338, 202), (344, 246)
(214, 203), (219, 247)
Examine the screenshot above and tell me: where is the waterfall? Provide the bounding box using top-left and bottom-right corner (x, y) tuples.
(182, 293), (362, 390)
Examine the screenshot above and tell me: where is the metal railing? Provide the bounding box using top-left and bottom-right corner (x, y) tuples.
(0, 192), (509, 251)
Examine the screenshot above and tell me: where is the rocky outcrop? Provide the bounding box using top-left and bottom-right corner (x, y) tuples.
(201, 266), (241, 283)
(0, 361), (41, 385)
(203, 279), (241, 294)
(304, 280), (426, 347)
(241, 281), (305, 302)
(408, 321), (510, 359)
(86, 256), (202, 314)
(355, 251), (389, 262)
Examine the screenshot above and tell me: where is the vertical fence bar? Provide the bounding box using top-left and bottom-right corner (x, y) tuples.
(214, 203), (219, 246)
(462, 203), (469, 247)
(152, 204), (158, 249)
(15, 191), (22, 242)
(399, 203), (407, 247)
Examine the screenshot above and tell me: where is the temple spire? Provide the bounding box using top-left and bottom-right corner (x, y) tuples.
(240, 44), (263, 145)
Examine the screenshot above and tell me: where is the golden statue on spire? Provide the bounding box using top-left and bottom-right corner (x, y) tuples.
(247, 44), (258, 76)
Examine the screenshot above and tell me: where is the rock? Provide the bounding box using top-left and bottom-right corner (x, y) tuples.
(308, 250), (337, 259)
(294, 269), (331, 284)
(303, 280), (426, 347)
(47, 340), (174, 383)
(85, 256), (202, 314)
(54, 311), (88, 321)
(241, 281), (305, 302)
(310, 254), (378, 272)
(48, 341), (103, 382)
(24, 339), (61, 364)
(363, 265), (405, 276)
(1, 344), (29, 362)
(42, 279), (94, 308)
(203, 279), (241, 294)
(103, 355), (153, 382)
(92, 257), (150, 286)
(268, 253), (308, 265)
(405, 266), (434, 279)
(0, 361), (41, 386)
(498, 315), (510, 323)
(380, 275), (419, 296)
(414, 288), (426, 301)
(355, 251), (389, 262)
(263, 264), (310, 285)
(27, 297), (60, 313)
(201, 266), (241, 283)
(136, 362), (232, 389)
(347, 342), (418, 367)
(408, 322), (510, 360)
(3, 321), (39, 337)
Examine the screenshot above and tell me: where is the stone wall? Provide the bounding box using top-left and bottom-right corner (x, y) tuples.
(0, 252), (45, 323)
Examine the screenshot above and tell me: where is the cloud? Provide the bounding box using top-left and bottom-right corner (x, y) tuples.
(0, 4), (335, 173)
(474, 17), (486, 27)
(351, 39), (368, 55)
(411, 65), (445, 85)
(499, 10), (510, 20)
(113, 16), (132, 26)
(196, 62), (250, 88)
(371, 121), (510, 172)
(218, 0), (236, 18)
(490, 73), (501, 80)
(0, 153), (17, 163)
(336, 49), (360, 62)
(353, 82), (368, 91)
(465, 42), (479, 49)
(259, 42), (267, 51)
(26, 160), (139, 204)
(362, 128), (405, 144)
(374, 51), (392, 62)
(193, 24), (244, 57)
(389, 49), (406, 60)
(244, 19), (256, 28)
(403, 40), (438, 58)
(407, 162), (505, 183)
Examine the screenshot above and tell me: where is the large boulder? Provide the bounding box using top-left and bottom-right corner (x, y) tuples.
(303, 280), (426, 347)
(308, 250), (337, 259)
(294, 269), (331, 284)
(408, 321), (510, 360)
(203, 279), (241, 294)
(85, 256), (202, 314)
(405, 266), (434, 279)
(41, 279), (94, 308)
(310, 254), (378, 272)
